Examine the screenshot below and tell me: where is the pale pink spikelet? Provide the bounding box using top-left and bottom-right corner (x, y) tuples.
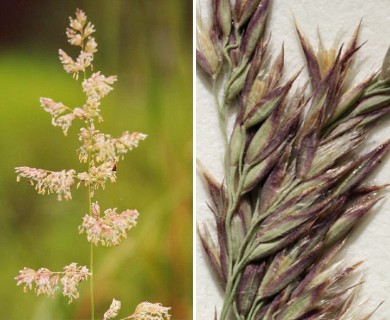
(78, 126), (147, 163)
(77, 125), (100, 162)
(103, 299), (122, 320)
(115, 132), (148, 157)
(79, 202), (139, 246)
(60, 263), (90, 303)
(34, 268), (59, 298)
(66, 10), (95, 47)
(82, 72), (117, 99)
(15, 263), (90, 302)
(15, 267), (39, 292)
(68, 9), (87, 32)
(66, 28), (83, 46)
(84, 36), (98, 54)
(55, 112), (77, 135)
(59, 9), (97, 79)
(59, 49), (93, 80)
(40, 97), (75, 134)
(82, 97), (102, 122)
(15, 167), (76, 200)
(40, 97), (68, 117)
(129, 302), (171, 320)
(77, 161), (117, 195)
(40, 98), (91, 135)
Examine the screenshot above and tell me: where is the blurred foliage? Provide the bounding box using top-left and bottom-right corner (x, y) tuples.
(0, 1), (192, 319)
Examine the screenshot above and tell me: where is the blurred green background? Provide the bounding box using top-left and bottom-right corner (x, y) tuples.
(0, 1), (192, 319)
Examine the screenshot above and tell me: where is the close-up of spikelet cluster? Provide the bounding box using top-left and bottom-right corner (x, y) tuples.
(197, 0), (390, 319)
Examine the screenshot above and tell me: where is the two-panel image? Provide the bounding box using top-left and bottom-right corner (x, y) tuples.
(0, 0), (390, 319)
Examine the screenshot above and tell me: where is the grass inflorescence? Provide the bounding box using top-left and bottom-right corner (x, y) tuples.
(197, 1), (390, 319)
(14, 9), (171, 320)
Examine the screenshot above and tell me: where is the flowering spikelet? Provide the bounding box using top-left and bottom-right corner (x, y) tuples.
(40, 98), (84, 135)
(83, 97), (102, 122)
(79, 202), (139, 246)
(16, 267), (59, 297)
(77, 161), (117, 195)
(78, 125), (147, 163)
(129, 302), (171, 320)
(15, 167), (76, 200)
(196, 7), (221, 79)
(40, 97), (68, 117)
(82, 72), (117, 99)
(60, 263), (90, 303)
(103, 299), (122, 320)
(40, 10), (118, 135)
(15, 263), (90, 303)
(60, 9), (97, 79)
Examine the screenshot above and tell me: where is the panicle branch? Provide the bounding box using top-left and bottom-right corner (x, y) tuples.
(128, 302), (171, 320)
(41, 9), (122, 135)
(104, 299), (122, 320)
(77, 161), (117, 196)
(15, 263), (90, 303)
(40, 97), (85, 135)
(78, 125), (147, 164)
(15, 167), (76, 201)
(79, 202), (139, 246)
(82, 72), (117, 99)
(60, 9), (97, 79)
(103, 300), (172, 320)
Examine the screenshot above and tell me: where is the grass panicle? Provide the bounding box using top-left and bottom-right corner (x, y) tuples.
(197, 1), (390, 319)
(14, 9), (171, 320)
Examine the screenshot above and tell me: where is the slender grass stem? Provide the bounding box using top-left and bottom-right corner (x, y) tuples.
(247, 298), (263, 320)
(90, 242), (94, 320)
(87, 151), (95, 320)
(220, 168), (296, 319)
(220, 178), (302, 319)
(217, 37), (257, 319)
(232, 301), (242, 319)
(220, 167), (249, 319)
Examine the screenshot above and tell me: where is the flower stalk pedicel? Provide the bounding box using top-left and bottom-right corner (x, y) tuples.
(198, 1), (390, 319)
(15, 9), (170, 320)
